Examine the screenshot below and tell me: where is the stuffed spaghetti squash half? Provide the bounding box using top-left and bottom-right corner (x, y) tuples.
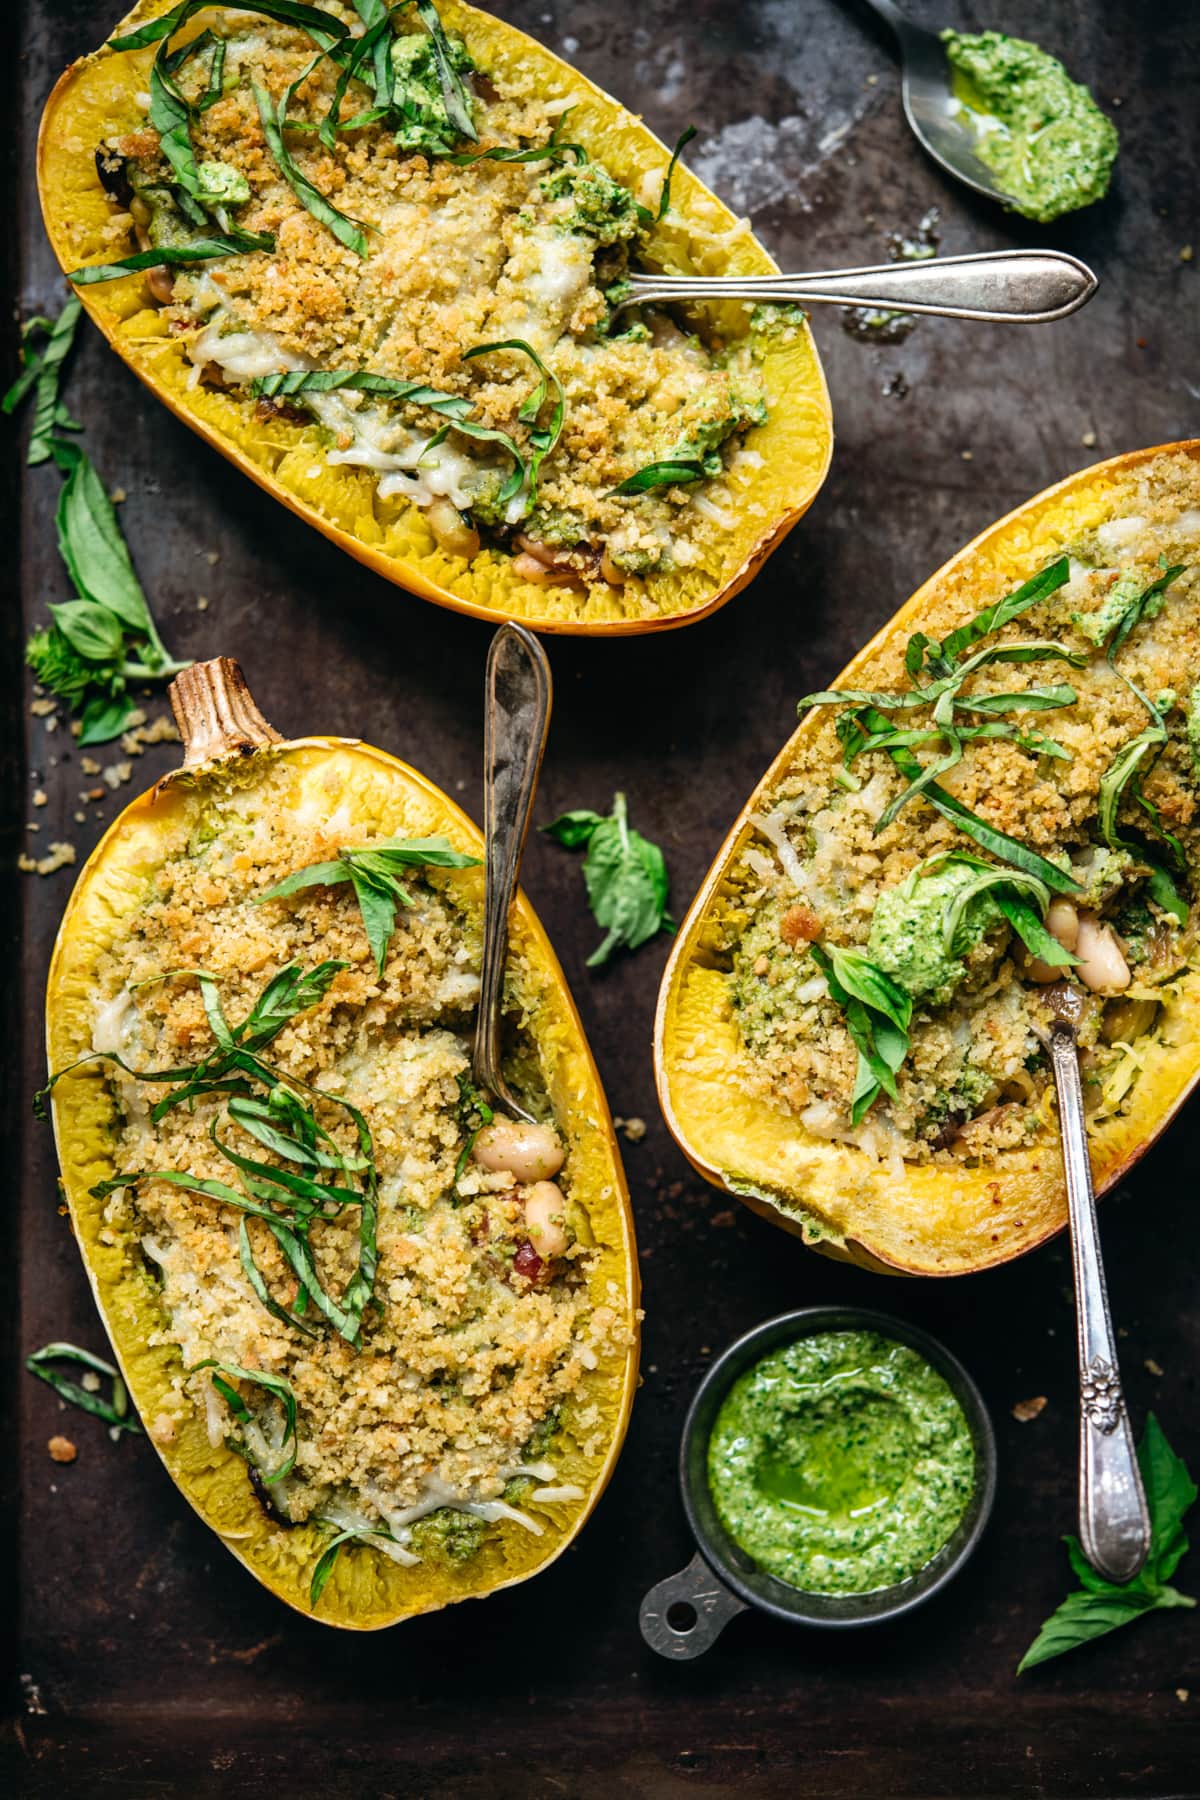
(45, 660), (639, 1627)
(656, 442), (1200, 1276)
(37, 0), (831, 634)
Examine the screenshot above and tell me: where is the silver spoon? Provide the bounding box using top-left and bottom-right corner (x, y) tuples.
(1041, 984), (1150, 1585)
(618, 248), (1096, 324)
(472, 622), (553, 1123)
(853, 0), (1025, 210)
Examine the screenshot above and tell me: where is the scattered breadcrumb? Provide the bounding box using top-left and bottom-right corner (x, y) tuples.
(81, 756), (102, 776)
(19, 842), (77, 876)
(1081, 430), (1097, 448)
(1181, 246), (1194, 263)
(710, 1209), (737, 1228)
(102, 761), (134, 790)
(121, 714), (180, 756)
(615, 1115), (647, 1143)
(81, 1371), (102, 1393)
(32, 789), (47, 807)
(110, 486), (127, 503)
(47, 1436), (77, 1464)
(30, 698), (56, 717)
(961, 449), (973, 461)
(197, 595), (210, 611)
(1012, 1396), (1048, 1422)
(1145, 1357), (1164, 1376)
(1178, 1688), (1190, 1702)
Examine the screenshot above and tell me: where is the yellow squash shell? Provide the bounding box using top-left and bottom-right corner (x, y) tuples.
(37, 0), (832, 635)
(46, 661), (639, 1626)
(654, 442), (1200, 1277)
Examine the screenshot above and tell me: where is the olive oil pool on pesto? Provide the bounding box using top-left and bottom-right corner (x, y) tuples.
(706, 1331), (975, 1595)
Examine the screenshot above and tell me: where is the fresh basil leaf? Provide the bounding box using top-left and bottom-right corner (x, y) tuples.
(50, 441), (157, 640)
(1017, 1584), (1160, 1673)
(254, 369), (469, 418)
(1019, 1413), (1196, 1673)
(350, 868), (398, 975)
(542, 809), (604, 850)
(239, 959), (348, 1047)
(25, 1341), (143, 1435)
(309, 1522), (396, 1606)
(1108, 564), (1186, 660)
(454, 139), (585, 167)
(1141, 1412), (1199, 1587)
(257, 858), (353, 900)
(255, 72), (370, 257)
(656, 124), (697, 220)
(78, 690), (138, 747)
(238, 1217), (319, 1336)
(49, 599), (124, 663)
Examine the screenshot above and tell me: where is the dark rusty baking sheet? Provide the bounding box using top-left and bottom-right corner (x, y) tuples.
(5, 0), (1200, 1794)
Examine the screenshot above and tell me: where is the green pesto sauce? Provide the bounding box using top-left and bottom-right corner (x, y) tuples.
(707, 1331), (975, 1595)
(941, 30), (1119, 223)
(867, 859), (1000, 1005)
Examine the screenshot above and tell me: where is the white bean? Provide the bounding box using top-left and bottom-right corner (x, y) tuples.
(1046, 897), (1080, 952)
(426, 498), (480, 560)
(472, 1118), (565, 1183)
(1074, 914), (1131, 994)
(523, 1180), (569, 1258)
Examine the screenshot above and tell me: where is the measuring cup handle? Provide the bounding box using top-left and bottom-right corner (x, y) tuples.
(639, 1552), (748, 1660)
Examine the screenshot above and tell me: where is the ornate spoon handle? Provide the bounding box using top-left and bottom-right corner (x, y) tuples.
(619, 249), (1097, 324)
(473, 623), (552, 1123)
(1047, 1021), (1151, 1584)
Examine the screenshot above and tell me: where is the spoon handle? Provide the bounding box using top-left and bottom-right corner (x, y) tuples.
(473, 623), (553, 1122)
(1048, 1023), (1151, 1585)
(620, 249), (1097, 324)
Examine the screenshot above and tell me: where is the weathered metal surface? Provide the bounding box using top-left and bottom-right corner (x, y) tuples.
(6, 0), (1199, 1793)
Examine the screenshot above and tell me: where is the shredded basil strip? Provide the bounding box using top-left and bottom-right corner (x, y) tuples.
(810, 944), (912, 1125)
(25, 1342), (143, 1435)
(415, 0), (478, 141)
(464, 339), (565, 506)
(190, 1359), (298, 1483)
(256, 68), (370, 256)
(67, 236), (275, 283)
(109, 0), (349, 54)
(610, 457), (707, 496)
(310, 1522), (397, 1606)
(2, 298), (83, 465)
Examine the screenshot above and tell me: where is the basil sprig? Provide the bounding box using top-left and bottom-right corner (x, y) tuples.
(25, 1342), (143, 1436)
(190, 1359), (298, 1483)
(809, 944), (912, 1126)
(1019, 1414), (1195, 1672)
(610, 457), (708, 496)
(2, 297), (82, 464)
(9, 326), (191, 746)
(257, 835), (480, 975)
(543, 794), (674, 967)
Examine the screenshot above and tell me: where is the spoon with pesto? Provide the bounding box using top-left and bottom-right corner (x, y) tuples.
(854, 2), (1119, 222)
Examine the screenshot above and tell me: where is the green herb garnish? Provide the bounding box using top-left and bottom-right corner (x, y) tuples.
(464, 339), (564, 508)
(108, 0), (349, 52)
(633, 123), (697, 226)
(809, 944), (912, 1125)
(251, 368), (529, 508)
(47, 963), (382, 1346)
(256, 64), (370, 257)
(11, 362), (190, 744)
(543, 794), (674, 967)
(1019, 1414), (1195, 1672)
(25, 1342), (143, 1436)
(257, 836), (479, 975)
(610, 457), (708, 496)
(309, 1520), (399, 1605)
(414, 0), (477, 142)
(2, 298), (82, 465)
(67, 235), (275, 284)
(190, 1359), (298, 1483)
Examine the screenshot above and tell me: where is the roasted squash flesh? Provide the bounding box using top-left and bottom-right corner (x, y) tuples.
(46, 662), (639, 1627)
(655, 442), (1200, 1276)
(37, 0), (832, 635)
